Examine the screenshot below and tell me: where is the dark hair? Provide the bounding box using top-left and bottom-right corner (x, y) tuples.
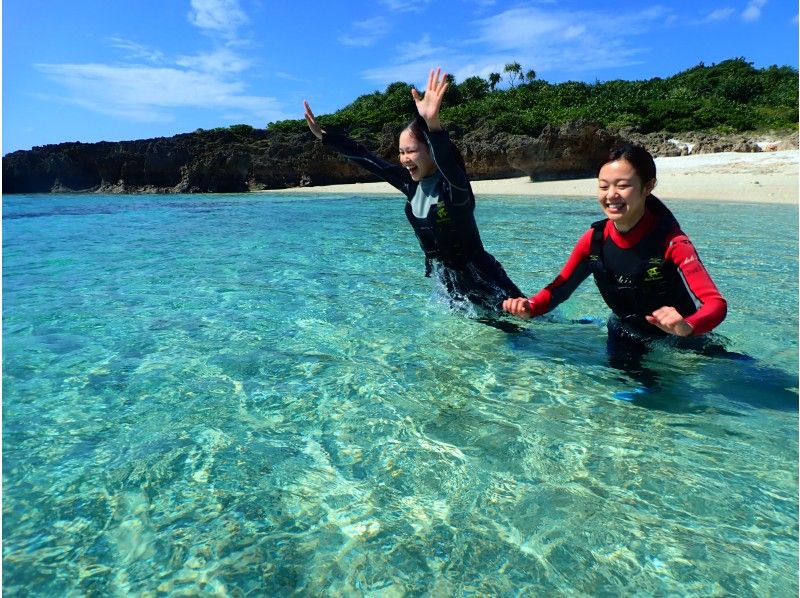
(403, 114), (428, 144)
(402, 114), (468, 174)
(600, 144), (679, 225)
(598, 144), (657, 185)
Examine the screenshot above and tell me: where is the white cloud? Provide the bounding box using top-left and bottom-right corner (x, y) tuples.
(274, 71), (308, 82)
(360, 5), (671, 88)
(379, 0), (431, 12)
(34, 62), (283, 123)
(563, 25), (586, 40)
(362, 61), (445, 89)
(705, 7), (736, 21)
(473, 5), (670, 52)
(338, 17), (391, 47)
(361, 35), (455, 86)
(742, 0), (767, 22)
(188, 0), (248, 38)
(32, 1), (287, 125)
(396, 34), (442, 63)
(108, 37), (166, 63)
(176, 48), (251, 75)
(472, 7), (572, 50)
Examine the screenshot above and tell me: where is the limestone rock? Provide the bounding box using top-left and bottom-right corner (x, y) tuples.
(3, 124), (796, 194)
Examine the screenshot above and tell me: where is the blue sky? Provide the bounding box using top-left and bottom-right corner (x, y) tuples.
(3, 0), (798, 154)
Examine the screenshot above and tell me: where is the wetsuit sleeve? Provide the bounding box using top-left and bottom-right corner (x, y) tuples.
(423, 129), (473, 207)
(527, 229), (595, 316)
(322, 132), (413, 198)
(664, 232), (728, 335)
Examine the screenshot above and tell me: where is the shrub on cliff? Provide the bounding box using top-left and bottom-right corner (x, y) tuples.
(267, 58), (798, 138)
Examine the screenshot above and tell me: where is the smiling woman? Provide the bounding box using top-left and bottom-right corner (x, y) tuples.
(503, 143), (728, 362)
(597, 156), (656, 233)
(303, 67), (525, 322)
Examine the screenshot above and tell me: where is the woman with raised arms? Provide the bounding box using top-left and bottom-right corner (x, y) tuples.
(304, 68), (524, 323)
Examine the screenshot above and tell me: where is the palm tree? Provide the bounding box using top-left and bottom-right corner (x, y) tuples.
(504, 62), (522, 87)
(488, 72), (501, 91)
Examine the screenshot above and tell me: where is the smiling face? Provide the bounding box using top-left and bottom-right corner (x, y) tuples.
(398, 129), (437, 181)
(597, 159), (656, 232)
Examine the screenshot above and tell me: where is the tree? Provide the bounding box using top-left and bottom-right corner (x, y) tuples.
(443, 73), (463, 105)
(382, 82), (416, 118)
(266, 58), (798, 136)
(504, 62), (522, 87)
(458, 76), (490, 102)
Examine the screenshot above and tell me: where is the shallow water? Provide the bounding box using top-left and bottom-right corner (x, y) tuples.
(3, 193), (798, 596)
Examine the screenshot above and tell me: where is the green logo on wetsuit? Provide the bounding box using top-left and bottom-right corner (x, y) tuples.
(644, 259), (664, 282)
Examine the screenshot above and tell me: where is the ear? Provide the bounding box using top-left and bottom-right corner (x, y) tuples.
(645, 178), (657, 195)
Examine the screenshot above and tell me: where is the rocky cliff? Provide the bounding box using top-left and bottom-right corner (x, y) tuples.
(2, 122), (786, 194)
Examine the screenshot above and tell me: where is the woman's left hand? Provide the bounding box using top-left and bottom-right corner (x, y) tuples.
(645, 306), (694, 336)
(411, 67), (448, 131)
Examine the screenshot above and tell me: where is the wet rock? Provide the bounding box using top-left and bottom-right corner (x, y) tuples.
(3, 124), (797, 193)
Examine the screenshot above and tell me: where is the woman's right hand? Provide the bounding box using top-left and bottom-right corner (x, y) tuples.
(502, 297), (533, 319)
(303, 100), (325, 140)
(411, 67), (448, 131)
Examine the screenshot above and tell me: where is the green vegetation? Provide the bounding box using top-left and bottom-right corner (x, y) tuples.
(268, 58), (798, 138)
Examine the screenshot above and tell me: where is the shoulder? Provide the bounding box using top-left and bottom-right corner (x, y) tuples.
(575, 226), (598, 255)
(664, 228), (701, 264)
(321, 130), (349, 144)
(662, 219), (691, 247)
(424, 128), (450, 141)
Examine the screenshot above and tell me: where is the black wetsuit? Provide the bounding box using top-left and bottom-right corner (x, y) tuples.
(322, 128), (523, 312)
(526, 196), (727, 336)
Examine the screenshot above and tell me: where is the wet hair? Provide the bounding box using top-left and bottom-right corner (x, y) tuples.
(401, 114), (468, 173)
(601, 144), (679, 225)
(403, 114), (428, 145)
(598, 144), (657, 186)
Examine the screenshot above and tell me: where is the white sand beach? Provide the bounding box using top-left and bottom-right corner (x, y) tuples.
(268, 149), (798, 204)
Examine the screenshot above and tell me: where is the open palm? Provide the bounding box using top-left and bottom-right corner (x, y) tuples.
(411, 68), (448, 127)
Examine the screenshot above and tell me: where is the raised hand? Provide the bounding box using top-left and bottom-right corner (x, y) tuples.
(410, 67), (448, 131)
(303, 100), (325, 140)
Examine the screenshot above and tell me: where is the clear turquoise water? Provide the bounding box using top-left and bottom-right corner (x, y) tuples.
(3, 192), (798, 596)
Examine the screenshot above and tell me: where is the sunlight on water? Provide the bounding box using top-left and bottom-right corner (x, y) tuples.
(3, 193), (798, 595)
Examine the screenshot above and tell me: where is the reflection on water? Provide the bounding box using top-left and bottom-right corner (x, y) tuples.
(3, 193), (798, 595)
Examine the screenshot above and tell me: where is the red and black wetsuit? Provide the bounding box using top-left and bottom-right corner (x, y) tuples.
(322, 128), (522, 311)
(527, 196), (727, 336)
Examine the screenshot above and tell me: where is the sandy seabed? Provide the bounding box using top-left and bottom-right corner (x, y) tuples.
(267, 149), (798, 204)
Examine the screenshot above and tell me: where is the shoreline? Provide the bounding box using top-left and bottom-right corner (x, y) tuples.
(264, 149), (799, 204)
